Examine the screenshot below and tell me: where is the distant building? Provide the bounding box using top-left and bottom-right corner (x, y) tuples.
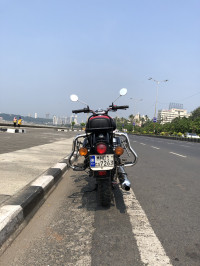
(46, 113), (50, 119)
(35, 113), (38, 119)
(53, 115), (58, 125)
(134, 113), (142, 126)
(52, 115), (71, 125)
(158, 107), (190, 124)
(127, 113), (148, 127)
(70, 114), (78, 124)
(169, 103), (183, 110)
(64, 116), (70, 124)
(74, 114), (78, 124)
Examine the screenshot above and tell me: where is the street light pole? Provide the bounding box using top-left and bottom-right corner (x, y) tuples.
(129, 98), (143, 129)
(148, 77), (168, 122)
(130, 98), (143, 117)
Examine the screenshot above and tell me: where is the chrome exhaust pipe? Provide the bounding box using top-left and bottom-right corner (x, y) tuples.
(121, 177), (131, 191)
(117, 166), (131, 191)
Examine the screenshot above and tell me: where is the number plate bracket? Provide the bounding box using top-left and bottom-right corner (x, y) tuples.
(90, 154), (114, 170)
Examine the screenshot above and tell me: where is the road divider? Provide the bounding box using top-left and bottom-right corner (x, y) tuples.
(0, 128), (26, 133)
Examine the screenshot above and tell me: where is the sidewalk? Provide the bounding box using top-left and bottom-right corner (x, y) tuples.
(0, 136), (76, 253)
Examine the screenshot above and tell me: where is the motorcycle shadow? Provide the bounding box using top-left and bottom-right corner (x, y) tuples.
(68, 174), (127, 213)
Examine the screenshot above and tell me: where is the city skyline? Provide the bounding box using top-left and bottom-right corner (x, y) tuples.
(0, 1), (199, 118)
(1, 99), (199, 121)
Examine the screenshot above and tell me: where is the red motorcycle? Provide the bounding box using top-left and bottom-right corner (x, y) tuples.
(68, 88), (138, 206)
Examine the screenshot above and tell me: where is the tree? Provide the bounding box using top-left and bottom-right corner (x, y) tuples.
(190, 107), (200, 120)
(141, 117), (145, 126)
(71, 121), (75, 130)
(126, 124), (133, 132)
(129, 114), (134, 123)
(80, 122), (86, 129)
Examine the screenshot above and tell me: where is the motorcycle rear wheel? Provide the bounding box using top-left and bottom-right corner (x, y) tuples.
(97, 180), (112, 207)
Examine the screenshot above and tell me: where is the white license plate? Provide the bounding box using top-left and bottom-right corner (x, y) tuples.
(90, 154), (114, 170)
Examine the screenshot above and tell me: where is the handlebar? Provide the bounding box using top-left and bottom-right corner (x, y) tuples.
(115, 105), (129, 109)
(110, 105), (129, 110)
(72, 105), (129, 115)
(72, 107), (90, 114)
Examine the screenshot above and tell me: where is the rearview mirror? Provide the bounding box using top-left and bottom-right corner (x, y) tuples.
(120, 88), (127, 96)
(70, 94), (78, 102)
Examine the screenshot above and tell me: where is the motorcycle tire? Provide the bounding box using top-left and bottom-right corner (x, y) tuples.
(97, 180), (112, 207)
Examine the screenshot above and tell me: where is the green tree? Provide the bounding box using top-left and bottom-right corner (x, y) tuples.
(126, 124), (134, 132)
(71, 121), (75, 130)
(191, 106), (200, 120)
(129, 114), (134, 123)
(80, 122), (85, 129)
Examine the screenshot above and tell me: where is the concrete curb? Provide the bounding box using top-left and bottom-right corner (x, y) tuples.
(0, 128), (26, 133)
(133, 134), (200, 143)
(0, 154), (76, 251)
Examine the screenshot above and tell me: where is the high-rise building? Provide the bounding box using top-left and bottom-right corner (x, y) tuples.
(46, 113), (50, 119)
(158, 107), (190, 124)
(35, 113), (38, 119)
(70, 114), (78, 124)
(74, 114), (78, 124)
(64, 116), (70, 124)
(53, 115), (58, 125)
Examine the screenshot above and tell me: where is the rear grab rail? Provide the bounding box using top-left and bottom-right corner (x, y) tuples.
(67, 132), (138, 170)
(67, 133), (87, 170)
(114, 132), (138, 167)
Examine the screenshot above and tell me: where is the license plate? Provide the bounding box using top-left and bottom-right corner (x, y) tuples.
(90, 154), (114, 170)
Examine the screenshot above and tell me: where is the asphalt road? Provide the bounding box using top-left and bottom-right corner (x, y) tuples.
(0, 128), (78, 205)
(0, 127), (77, 154)
(0, 135), (200, 265)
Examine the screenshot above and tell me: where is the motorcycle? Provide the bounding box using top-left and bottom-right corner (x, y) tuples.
(68, 88), (138, 206)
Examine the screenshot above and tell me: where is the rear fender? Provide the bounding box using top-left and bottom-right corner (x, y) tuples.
(94, 170), (112, 182)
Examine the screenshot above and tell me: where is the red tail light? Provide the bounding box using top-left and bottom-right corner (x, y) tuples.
(98, 171), (107, 176)
(96, 143), (107, 154)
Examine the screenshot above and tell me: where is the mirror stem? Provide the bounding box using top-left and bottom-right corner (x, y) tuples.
(113, 95), (121, 103)
(78, 99), (88, 106)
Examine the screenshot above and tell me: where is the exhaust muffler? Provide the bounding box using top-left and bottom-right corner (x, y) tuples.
(117, 166), (131, 191)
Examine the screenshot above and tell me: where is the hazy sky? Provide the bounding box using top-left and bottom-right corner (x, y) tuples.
(0, 0), (200, 120)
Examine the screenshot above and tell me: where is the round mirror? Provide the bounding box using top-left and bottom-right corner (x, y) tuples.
(70, 94), (78, 102)
(120, 88), (127, 96)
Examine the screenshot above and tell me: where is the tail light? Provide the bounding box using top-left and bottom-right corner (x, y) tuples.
(114, 146), (124, 156)
(79, 147), (88, 156)
(96, 143), (107, 154)
(98, 171), (107, 176)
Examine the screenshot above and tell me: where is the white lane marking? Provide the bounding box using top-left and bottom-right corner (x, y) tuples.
(151, 146), (160, 150)
(140, 143), (146, 146)
(169, 152), (187, 158)
(123, 189), (172, 265)
(180, 145), (190, 148)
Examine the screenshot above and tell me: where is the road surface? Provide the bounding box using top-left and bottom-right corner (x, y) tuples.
(0, 135), (199, 265)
